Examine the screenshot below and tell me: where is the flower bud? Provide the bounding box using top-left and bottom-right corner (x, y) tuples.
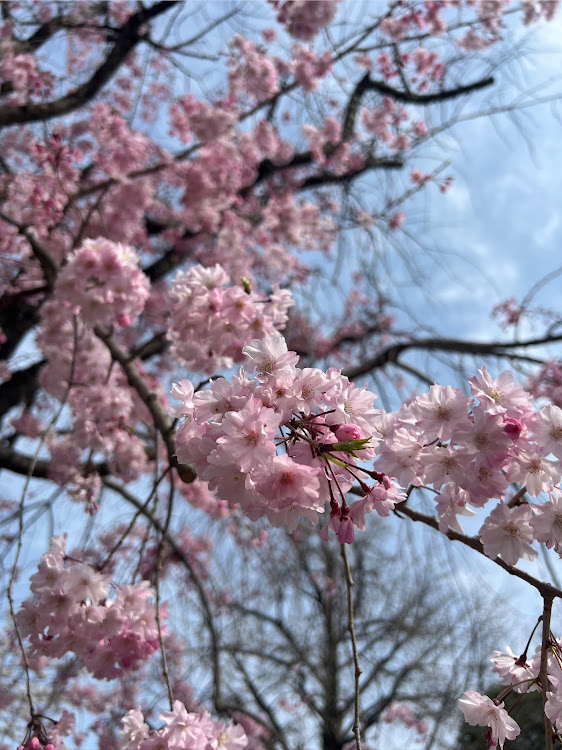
(335, 424), (362, 441)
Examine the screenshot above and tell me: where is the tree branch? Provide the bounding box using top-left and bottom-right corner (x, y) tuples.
(0, 444), (110, 479)
(397, 502), (562, 600)
(540, 595), (555, 750)
(361, 73), (495, 105)
(344, 333), (562, 380)
(341, 544), (363, 750)
(0, 1), (177, 129)
(94, 325), (195, 482)
(0, 361), (44, 419)
(0, 211), (59, 287)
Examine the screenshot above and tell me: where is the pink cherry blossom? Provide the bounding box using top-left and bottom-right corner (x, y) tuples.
(478, 502), (538, 565)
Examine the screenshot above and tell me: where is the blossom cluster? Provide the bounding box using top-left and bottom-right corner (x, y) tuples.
(459, 691), (520, 749)
(527, 360), (562, 409)
(17, 710), (75, 750)
(228, 34), (280, 103)
(0, 50), (52, 105)
(36, 301), (151, 487)
(55, 238), (150, 328)
(272, 0), (341, 41)
(460, 635), (562, 748)
(381, 702), (427, 737)
(119, 701), (247, 750)
(492, 640), (562, 734)
(167, 263), (293, 373)
(375, 367), (562, 564)
(174, 335), (403, 541)
(16, 536), (162, 679)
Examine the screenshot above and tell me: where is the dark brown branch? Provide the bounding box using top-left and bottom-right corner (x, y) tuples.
(362, 73), (495, 105)
(0, 2), (177, 129)
(93, 326), (195, 482)
(398, 503), (562, 600)
(344, 333), (562, 380)
(0, 444), (110, 479)
(0, 211), (59, 287)
(298, 154), (403, 192)
(540, 595), (555, 750)
(0, 445), (50, 479)
(0, 361), (44, 419)
(0, 292), (42, 362)
(341, 72), (494, 142)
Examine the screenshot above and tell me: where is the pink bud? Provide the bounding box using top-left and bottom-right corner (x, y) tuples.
(336, 517), (355, 544)
(117, 313), (131, 327)
(503, 417), (523, 439)
(335, 424), (362, 441)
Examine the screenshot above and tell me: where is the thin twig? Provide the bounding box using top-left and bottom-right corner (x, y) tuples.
(155, 469), (175, 709)
(341, 544), (363, 750)
(7, 317), (79, 721)
(97, 465), (172, 573)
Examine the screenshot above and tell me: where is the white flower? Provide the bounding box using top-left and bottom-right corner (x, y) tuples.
(459, 691), (520, 749)
(119, 708), (149, 750)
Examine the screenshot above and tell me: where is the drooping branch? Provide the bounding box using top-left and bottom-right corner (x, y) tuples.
(341, 544), (363, 750)
(101, 477), (283, 743)
(93, 325), (195, 482)
(540, 595), (555, 750)
(397, 502), (562, 600)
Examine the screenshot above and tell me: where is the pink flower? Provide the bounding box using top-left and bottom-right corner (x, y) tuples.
(459, 691), (520, 749)
(533, 404), (562, 459)
(469, 367), (530, 416)
(242, 336), (298, 377)
(435, 483), (475, 533)
(478, 502), (537, 565)
(530, 489), (562, 553)
(414, 384), (471, 441)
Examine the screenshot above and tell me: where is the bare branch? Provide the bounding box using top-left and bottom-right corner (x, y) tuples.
(93, 326), (195, 482)
(362, 73), (495, 105)
(344, 334), (562, 381)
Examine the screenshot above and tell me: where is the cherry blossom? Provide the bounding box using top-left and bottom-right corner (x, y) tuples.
(478, 502), (537, 566)
(1, 3), (562, 749)
(459, 691), (520, 749)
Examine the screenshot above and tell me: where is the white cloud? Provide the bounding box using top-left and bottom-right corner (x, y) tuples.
(534, 212), (560, 247)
